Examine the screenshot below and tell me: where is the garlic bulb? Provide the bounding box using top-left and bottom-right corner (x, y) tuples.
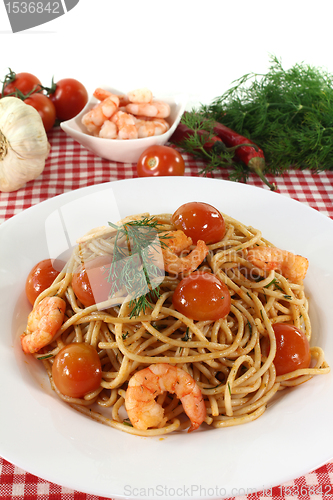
(0, 97), (50, 192)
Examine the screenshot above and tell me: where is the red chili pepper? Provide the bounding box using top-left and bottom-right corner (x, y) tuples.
(171, 120), (276, 190)
(211, 122), (276, 189)
(170, 122), (223, 151)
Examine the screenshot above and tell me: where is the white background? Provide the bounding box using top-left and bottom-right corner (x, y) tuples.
(0, 0), (333, 108)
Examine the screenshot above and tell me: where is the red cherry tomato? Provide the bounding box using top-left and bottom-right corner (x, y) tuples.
(25, 258), (65, 305)
(52, 343), (102, 398)
(24, 93), (57, 132)
(72, 255), (113, 307)
(272, 323), (311, 376)
(3, 72), (41, 96)
(171, 202), (226, 244)
(172, 272), (231, 321)
(49, 78), (88, 121)
(137, 145), (185, 177)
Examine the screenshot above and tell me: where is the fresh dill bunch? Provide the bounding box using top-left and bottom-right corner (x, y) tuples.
(204, 55), (333, 173)
(106, 217), (167, 318)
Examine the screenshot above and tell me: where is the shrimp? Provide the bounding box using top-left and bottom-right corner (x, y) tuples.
(125, 100), (171, 118)
(125, 363), (206, 432)
(127, 87), (153, 103)
(99, 120), (118, 139)
(156, 230), (209, 276)
(93, 88), (129, 107)
(81, 94), (120, 135)
(84, 88), (170, 137)
(111, 110), (138, 140)
(135, 117), (170, 138)
(247, 246), (309, 282)
(21, 297), (66, 354)
(93, 88), (112, 101)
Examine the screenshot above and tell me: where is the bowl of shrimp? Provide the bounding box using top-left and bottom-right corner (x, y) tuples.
(60, 87), (187, 163)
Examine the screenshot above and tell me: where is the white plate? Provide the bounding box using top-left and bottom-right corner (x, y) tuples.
(60, 88), (187, 163)
(1, 177), (333, 500)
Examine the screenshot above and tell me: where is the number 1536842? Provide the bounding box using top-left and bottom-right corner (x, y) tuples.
(5, 1), (61, 14)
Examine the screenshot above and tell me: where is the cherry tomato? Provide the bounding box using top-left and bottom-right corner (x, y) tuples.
(3, 72), (41, 96)
(171, 202), (226, 244)
(25, 258), (65, 305)
(72, 255), (113, 307)
(172, 272), (231, 321)
(137, 145), (185, 177)
(49, 78), (88, 121)
(52, 343), (102, 398)
(24, 93), (57, 132)
(272, 323), (311, 376)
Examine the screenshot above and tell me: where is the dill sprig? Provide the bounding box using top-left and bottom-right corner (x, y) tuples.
(176, 112), (248, 181)
(203, 55), (333, 173)
(106, 217), (168, 318)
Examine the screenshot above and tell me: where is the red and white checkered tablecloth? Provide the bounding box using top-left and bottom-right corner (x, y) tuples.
(1, 127), (333, 500)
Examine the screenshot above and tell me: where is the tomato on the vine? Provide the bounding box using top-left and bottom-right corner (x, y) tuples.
(272, 323), (311, 376)
(24, 93), (57, 132)
(172, 271), (231, 321)
(25, 258), (65, 305)
(49, 78), (88, 121)
(52, 343), (102, 398)
(3, 71), (41, 96)
(171, 201), (226, 244)
(137, 145), (185, 177)
(72, 255), (113, 307)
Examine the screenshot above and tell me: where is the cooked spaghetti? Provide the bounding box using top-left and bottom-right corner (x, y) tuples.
(21, 208), (330, 436)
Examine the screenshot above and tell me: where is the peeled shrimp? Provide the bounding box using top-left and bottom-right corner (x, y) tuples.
(158, 230), (209, 275)
(125, 363), (206, 432)
(82, 87), (171, 138)
(93, 88), (113, 101)
(93, 88), (130, 107)
(94, 87), (153, 106)
(127, 87), (153, 103)
(135, 117), (170, 138)
(99, 114), (170, 139)
(21, 297), (66, 354)
(99, 120), (118, 139)
(81, 93), (120, 135)
(125, 100), (171, 119)
(247, 246), (309, 282)
(111, 110), (138, 140)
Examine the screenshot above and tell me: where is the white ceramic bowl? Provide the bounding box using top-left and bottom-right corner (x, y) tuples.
(60, 88), (187, 163)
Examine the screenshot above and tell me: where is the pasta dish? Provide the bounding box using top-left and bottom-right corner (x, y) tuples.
(21, 202), (330, 436)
